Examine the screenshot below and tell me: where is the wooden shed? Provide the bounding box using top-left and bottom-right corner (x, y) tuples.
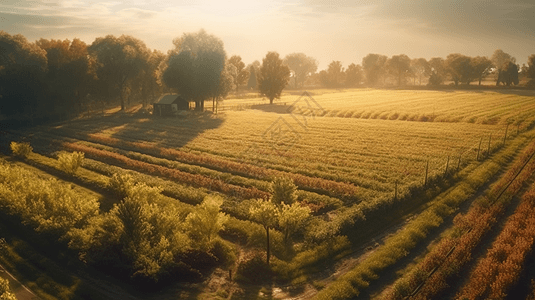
(153, 94), (190, 116)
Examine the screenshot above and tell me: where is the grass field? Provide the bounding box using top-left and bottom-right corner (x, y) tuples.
(1, 88), (535, 299)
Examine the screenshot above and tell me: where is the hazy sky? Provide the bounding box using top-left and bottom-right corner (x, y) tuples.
(1, 0), (534, 69)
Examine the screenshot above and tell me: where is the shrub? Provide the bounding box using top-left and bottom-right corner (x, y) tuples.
(58, 151), (84, 175)
(107, 173), (134, 199)
(0, 278), (16, 300)
(10, 141), (32, 158)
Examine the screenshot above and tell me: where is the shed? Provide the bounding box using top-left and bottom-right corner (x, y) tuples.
(153, 94), (190, 116)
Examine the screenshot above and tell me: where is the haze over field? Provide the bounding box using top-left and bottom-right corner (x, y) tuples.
(2, 0), (535, 68)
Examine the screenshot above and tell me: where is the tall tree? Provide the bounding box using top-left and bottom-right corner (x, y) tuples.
(249, 199), (278, 265)
(428, 57), (446, 86)
(163, 29), (226, 111)
(89, 35), (150, 111)
(37, 38), (96, 113)
(386, 54), (411, 86)
(283, 53), (318, 88)
(345, 63), (363, 87)
(0, 31), (48, 117)
(228, 55), (249, 91)
(257, 52), (291, 104)
(496, 61), (519, 86)
(247, 65), (257, 89)
(445, 53), (475, 85)
(410, 58), (430, 85)
(470, 56), (492, 86)
(362, 54), (387, 86)
(491, 49), (516, 86)
(527, 55), (535, 87)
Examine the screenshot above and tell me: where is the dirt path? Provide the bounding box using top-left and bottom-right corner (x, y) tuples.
(0, 262), (39, 300)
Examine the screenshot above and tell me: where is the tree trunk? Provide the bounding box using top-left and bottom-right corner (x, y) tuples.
(270, 98), (274, 105)
(266, 227), (270, 265)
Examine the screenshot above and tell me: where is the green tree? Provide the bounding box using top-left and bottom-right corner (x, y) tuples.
(387, 54), (411, 86)
(320, 61), (345, 88)
(257, 52), (291, 104)
(163, 29), (226, 111)
(249, 199), (278, 265)
(527, 55), (535, 83)
(362, 53), (387, 86)
(0, 31), (48, 118)
(186, 195), (228, 250)
(270, 176), (298, 205)
(284, 53), (318, 88)
(278, 202), (311, 244)
(471, 56), (493, 85)
(345, 63), (363, 87)
(428, 57), (446, 85)
(228, 55), (249, 91)
(446, 53), (475, 85)
(89, 35), (150, 111)
(410, 58), (430, 85)
(247, 65), (257, 89)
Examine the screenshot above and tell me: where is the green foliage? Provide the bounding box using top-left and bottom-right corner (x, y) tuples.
(0, 278), (16, 300)
(249, 199), (278, 230)
(186, 195), (228, 250)
(278, 202), (311, 243)
(257, 51), (291, 104)
(57, 151), (84, 175)
(270, 176), (298, 205)
(107, 173), (134, 199)
(10, 141), (32, 158)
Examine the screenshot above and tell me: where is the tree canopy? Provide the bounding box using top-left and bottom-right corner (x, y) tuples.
(362, 54), (387, 86)
(257, 52), (291, 104)
(387, 54), (411, 86)
(163, 29), (226, 111)
(284, 53), (318, 88)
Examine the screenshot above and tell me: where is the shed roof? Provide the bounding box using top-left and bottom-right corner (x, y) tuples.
(156, 94), (185, 105)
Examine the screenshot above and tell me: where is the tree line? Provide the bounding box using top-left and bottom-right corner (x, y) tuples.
(2, 29), (535, 124)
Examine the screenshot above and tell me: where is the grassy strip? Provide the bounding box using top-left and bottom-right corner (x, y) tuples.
(314, 134), (531, 299)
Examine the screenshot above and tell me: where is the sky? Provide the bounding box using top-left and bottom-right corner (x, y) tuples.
(1, 0), (534, 69)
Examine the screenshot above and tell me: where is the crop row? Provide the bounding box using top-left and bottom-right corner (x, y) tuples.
(387, 137), (535, 300)
(313, 133), (534, 300)
(456, 187), (535, 299)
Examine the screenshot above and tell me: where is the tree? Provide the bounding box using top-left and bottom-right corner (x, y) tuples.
(528, 55), (535, 80)
(386, 54), (411, 86)
(0, 278), (16, 300)
(471, 56), (493, 86)
(210, 61), (236, 112)
(249, 199), (278, 265)
(445, 53), (475, 85)
(496, 61), (519, 86)
(257, 52), (291, 104)
(247, 65), (257, 89)
(163, 29), (226, 111)
(0, 31), (48, 117)
(89, 35), (150, 111)
(345, 63), (363, 87)
(186, 195), (228, 250)
(228, 55), (249, 91)
(278, 202), (311, 244)
(491, 49), (516, 86)
(410, 58), (430, 85)
(284, 53), (318, 88)
(428, 57), (446, 85)
(132, 49), (165, 107)
(37, 38), (96, 114)
(362, 54), (387, 86)
(270, 176), (298, 205)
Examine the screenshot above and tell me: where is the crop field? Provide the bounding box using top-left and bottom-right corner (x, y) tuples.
(2, 88), (535, 299)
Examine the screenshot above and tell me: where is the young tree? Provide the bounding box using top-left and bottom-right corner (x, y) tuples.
(186, 195), (228, 250)
(278, 202), (311, 244)
(387, 54), (411, 86)
(89, 35), (150, 111)
(249, 199), (278, 265)
(345, 63), (364, 87)
(284, 53), (318, 88)
(228, 55), (249, 91)
(257, 52), (291, 104)
(362, 53), (387, 86)
(270, 176), (298, 205)
(162, 29), (226, 111)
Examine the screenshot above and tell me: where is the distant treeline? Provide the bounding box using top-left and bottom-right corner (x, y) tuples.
(1, 30), (535, 124)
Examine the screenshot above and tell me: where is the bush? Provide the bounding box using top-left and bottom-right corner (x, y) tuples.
(0, 278), (16, 300)
(58, 151), (84, 175)
(107, 173), (134, 199)
(10, 141), (32, 158)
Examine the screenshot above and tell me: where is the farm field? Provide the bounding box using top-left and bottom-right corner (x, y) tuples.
(1, 88), (535, 299)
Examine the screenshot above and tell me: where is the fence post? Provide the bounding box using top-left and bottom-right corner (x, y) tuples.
(424, 160), (429, 186)
(476, 137), (482, 161)
(445, 155), (450, 175)
(503, 123), (509, 146)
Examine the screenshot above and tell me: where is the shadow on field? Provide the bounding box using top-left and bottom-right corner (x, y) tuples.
(250, 104), (292, 114)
